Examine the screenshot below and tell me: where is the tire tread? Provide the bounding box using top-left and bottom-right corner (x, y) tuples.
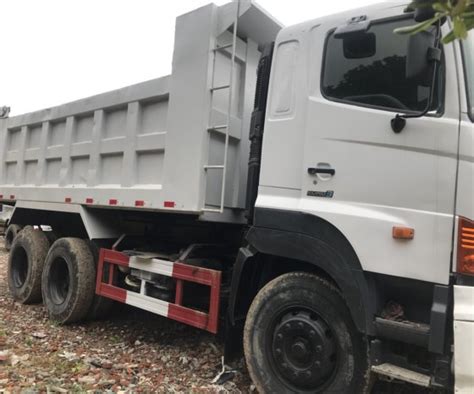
(42, 238), (96, 324)
(7, 226), (49, 304)
(244, 272), (369, 394)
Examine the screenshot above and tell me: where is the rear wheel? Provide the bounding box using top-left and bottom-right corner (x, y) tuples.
(4, 224), (23, 251)
(7, 226), (49, 303)
(42, 238), (95, 324)
(244, 272), (369, 393)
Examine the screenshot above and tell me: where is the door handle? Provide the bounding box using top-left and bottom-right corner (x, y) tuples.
(308, 167), (336, 176)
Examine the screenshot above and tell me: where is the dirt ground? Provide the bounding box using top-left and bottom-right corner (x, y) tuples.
(0, 240), (429, 393)
(0, 243), (253, 393)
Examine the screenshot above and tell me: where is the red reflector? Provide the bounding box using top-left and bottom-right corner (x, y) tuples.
(10, 195), (15, 200)
(109, 199), (118, 205)
(86, 198), (94, 204)
(135, 200), (145, 207)
(164, 201), (175, 208)
(65, 197), (72, 203)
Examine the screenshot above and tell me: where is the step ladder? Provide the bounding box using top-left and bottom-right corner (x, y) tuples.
(202, 1), (241, 213)
(371, 363), (431, 387)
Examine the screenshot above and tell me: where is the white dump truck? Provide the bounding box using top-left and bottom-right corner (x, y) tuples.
(1, 1), (473, 392)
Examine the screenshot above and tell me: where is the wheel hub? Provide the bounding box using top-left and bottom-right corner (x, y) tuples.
(49, 257), (70, 305)
(271, 311), (337, 390)
(291, 340), (309, 360)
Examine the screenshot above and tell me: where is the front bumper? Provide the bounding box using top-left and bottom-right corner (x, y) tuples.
(454, 285), (474, 393)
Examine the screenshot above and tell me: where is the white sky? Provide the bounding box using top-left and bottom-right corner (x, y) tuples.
(0, 0), (383, 116)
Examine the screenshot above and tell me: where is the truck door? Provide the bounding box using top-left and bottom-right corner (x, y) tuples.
(303, 16), (460, 284)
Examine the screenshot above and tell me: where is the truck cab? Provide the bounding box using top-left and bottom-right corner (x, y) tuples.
(241, 2), (473, 391)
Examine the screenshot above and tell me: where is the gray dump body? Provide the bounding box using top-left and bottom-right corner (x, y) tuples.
(0, 2), (281, 222)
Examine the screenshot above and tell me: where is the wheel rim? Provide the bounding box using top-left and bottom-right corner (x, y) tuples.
(268, 308), (338, 391)
(49, 257), (70, 305)
(11, 246), (29, 288)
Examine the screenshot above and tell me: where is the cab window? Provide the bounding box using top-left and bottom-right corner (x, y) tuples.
(322, 18), (443, 113)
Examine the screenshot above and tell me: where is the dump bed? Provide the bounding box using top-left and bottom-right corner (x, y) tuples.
(0, 1), (281, 222)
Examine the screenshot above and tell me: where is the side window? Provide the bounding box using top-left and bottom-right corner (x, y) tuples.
(270, 40), (299, 117)
(322, 18), (442, 112)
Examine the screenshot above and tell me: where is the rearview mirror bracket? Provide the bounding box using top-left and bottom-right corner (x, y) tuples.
(334, 15), (370, 38)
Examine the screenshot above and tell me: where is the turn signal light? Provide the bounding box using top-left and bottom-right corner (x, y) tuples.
(458, 217), (474, 276)
(392, 226), (415, 240)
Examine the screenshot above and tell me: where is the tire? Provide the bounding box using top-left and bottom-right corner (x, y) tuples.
(44, 230), (59, 246)
(85, 241), (116, 320)
(7, 226), (49, 304)
(42, 238), (96, 324)
(4, 224), (23, 252)
(244, 272), (369, 394)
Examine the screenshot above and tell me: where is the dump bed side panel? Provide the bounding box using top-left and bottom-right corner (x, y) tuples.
(0, 2), (282, 219)
(0, 77), (171, 210)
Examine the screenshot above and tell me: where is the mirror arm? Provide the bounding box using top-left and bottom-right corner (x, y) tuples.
(391, 23), (442, 134)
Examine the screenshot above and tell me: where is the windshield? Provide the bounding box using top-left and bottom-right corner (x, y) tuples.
(463, 31), (474, 120)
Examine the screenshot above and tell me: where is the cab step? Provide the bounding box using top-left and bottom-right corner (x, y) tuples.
(371, 363), (431, 387)
(374, 317), (430, 347)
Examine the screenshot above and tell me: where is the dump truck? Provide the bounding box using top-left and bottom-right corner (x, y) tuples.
(1, 1), (473, 392)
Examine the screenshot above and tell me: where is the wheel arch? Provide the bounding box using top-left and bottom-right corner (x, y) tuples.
(228, 208), (376, 337)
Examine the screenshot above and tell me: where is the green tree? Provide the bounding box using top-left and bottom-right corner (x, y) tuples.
(395, 0), (473, 43)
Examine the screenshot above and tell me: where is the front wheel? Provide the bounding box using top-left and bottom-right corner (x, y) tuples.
(244, 272), (369, 394)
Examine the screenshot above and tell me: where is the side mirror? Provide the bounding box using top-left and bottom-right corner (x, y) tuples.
(414, 4), (436, 22)
(392, 26), (441, 133)
(343, 33), (376, 59)
(406, 29), (437, 86)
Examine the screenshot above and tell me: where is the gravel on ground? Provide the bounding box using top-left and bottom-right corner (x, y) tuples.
(0, 239), (431, 393)
(0, 242), (252, 393)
